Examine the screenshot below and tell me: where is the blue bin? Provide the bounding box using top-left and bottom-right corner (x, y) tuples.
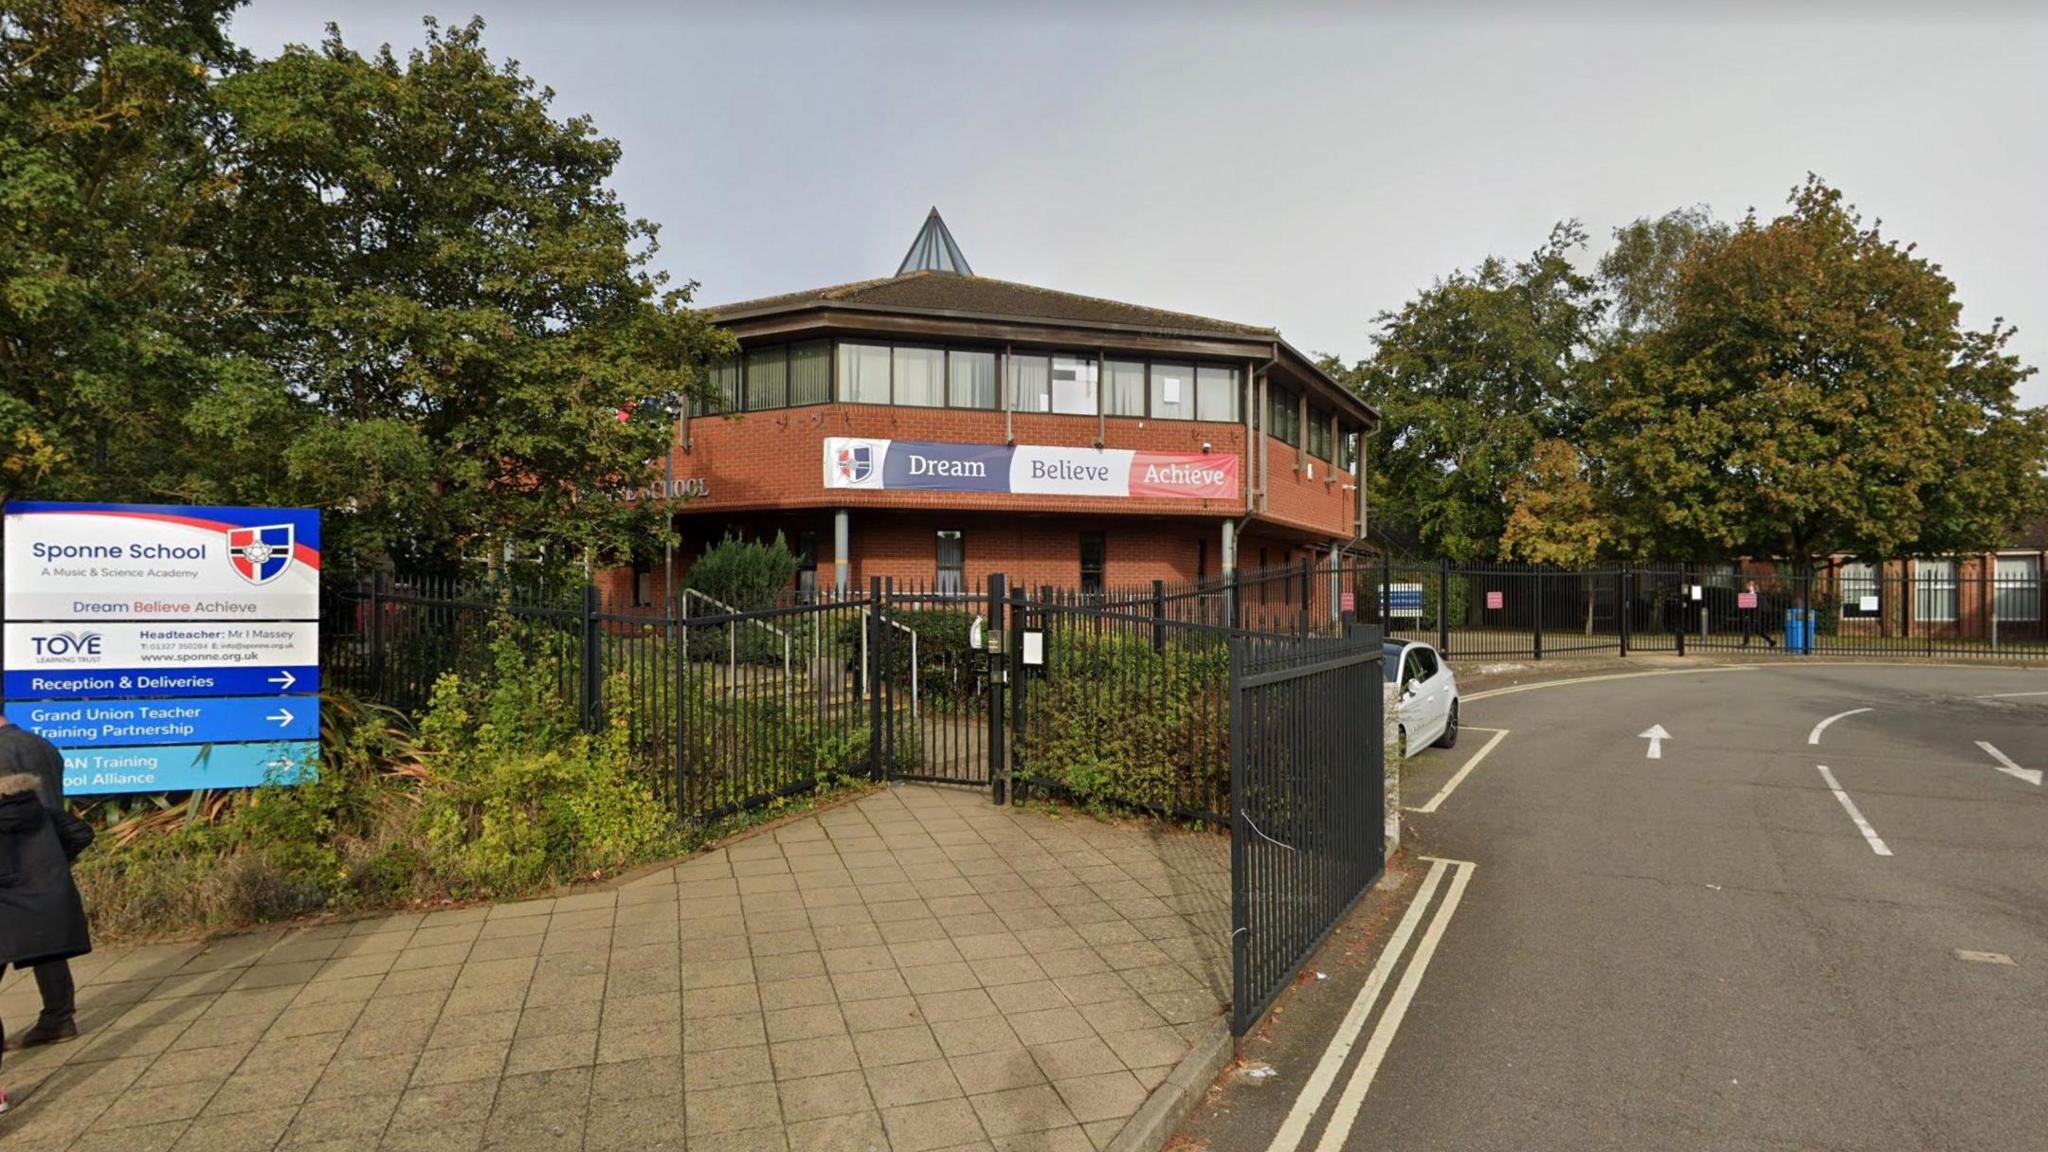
(1783, 608), (1815, 654)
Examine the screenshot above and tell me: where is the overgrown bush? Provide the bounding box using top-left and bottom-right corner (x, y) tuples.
(1020, 631), (1229, 814)
(835, 608), (984, 710)
(681, 533), (802, 666)
(72, 620), (875, 941)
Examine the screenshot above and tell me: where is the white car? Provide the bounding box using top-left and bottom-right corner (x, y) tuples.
(1385, 640), (1459, 758)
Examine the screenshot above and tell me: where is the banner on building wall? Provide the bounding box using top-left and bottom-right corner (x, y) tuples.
(822, 438), (1238, 500)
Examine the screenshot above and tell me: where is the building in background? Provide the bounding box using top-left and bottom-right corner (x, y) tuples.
(613, 210), (1376, 605)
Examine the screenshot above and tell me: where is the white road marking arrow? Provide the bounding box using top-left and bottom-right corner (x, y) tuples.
(267, 708), (295, 728)
(1639, 724), (1670, 759)
(1975, 741), (2042, 786)
(268, 670), (297, 690)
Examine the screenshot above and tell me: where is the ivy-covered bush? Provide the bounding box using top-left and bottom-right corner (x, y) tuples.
(1019, 631), (1230, 815)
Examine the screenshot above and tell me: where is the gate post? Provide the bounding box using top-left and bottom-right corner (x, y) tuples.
(1619, 564), (1632, 657)
(1380, 551), (1393, 624)
(367, 571), (386, 701)
(1532, 570), (1545, 661)
(988, 574), (1008, 806)
(868, 576), (885, 781)
(1226, 635), (1248, 1036)
(1437, 557), (1451, 655)
(1299, 558), (1311, 635)
(1152, 579), (1167, 653)
(580, 583), (602, 732)
(674, 590), (689, 818)
(1011, 585), (1032, 804)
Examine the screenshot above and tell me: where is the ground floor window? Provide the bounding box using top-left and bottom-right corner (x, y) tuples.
(936, 531), (965, 594)
(1996, 555), (2041, 622)
(795, 531), (818, 602)
(1839, 560), (1879, 619)
(1080, 533), (1106, 596)
(1914, 559), (1957, 623)
(632, 556), (656, 608)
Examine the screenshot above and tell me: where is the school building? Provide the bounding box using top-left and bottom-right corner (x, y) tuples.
(614, 210), (1377, 603)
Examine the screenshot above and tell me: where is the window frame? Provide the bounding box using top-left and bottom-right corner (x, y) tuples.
(1305, 406), (1333, 461)
(1914, 558), (1958, 623)
(1079, 533), (1107, 596)
(1995, 554), (2041, 623)
(935, 530), (965, 595)
(947, 349), (998, 410)
(891, 344), (948, 408)
(1839, 560), (1881, 619)
(1268, 384), (1302, 448)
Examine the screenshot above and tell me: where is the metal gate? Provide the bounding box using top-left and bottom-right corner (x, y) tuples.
(1230, 624), (1386, 1035)
(871, 575), (1000, 790)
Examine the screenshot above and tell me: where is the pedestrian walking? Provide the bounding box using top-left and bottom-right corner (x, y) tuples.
(0, 717), (92, 1114)
(1740, 580), (1778, 648)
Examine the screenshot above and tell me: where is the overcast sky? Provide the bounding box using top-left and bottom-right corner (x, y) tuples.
(230, 1), (2048, 406)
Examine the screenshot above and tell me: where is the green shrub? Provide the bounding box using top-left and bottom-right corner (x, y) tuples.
(685, 532), (799, 611)
(1020, 631), (1229, 814)
(834, 607), (985, 710)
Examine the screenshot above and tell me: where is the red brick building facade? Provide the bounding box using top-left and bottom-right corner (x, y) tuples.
(612, 211), (1377, 603)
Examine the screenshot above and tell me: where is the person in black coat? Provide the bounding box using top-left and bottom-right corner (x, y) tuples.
(0, 771), (93, 1112)
(0, 719), (84, 1053)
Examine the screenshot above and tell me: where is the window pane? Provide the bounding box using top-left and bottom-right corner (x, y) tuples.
(1306, 408), (1332, 460)
(1339, 428), (1359, 470)
(1080, 534), (1106, 595)
(1104, 360), (1146, 417)
(1008, 354), (1051, 413)
(1269, 386), (1300, 446)
(744, 347), (787, 410)
(1840, 561), (1880, 618)
(1996, 555), (2041, 622)
(1051, 355), (1098, 416)
(698, 357), (739, 415)
(1150, 362), (1193, 420)
(788, 342), (830, 406)
(838, 343), (891, 404)
(1915, 560), (1957, 622)
(936, 531), (965, 595)
(948, 350), (997, 408)
(1196, 365), (1239, 422)
(895, 347), (945, 407)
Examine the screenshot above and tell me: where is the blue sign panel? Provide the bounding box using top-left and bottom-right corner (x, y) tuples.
(2, 665), (319, 701)
(7, 696), (319, 748)
(60, 741), (317, 794)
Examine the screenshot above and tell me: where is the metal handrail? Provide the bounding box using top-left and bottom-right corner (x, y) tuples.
(680, 588), (792, 684)
(859, 607), (918, 722)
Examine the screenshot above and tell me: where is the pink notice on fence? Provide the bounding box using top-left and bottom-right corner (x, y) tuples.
(1340, 591), (1356, 613)
(1737, 591), (1759, 609)
(1486, 591), (1504, 610)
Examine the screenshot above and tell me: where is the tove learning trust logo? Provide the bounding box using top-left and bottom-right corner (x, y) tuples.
(30, 631), (102, 660)
(227, 524), (296, 585)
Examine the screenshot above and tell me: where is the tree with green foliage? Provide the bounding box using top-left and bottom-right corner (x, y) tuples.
(1597, 206), (1727, 336)
(1343, 223), (1604, 563)
(0, 0), (244, 501)
(1500, 439), (1609, 567)
(1590, 177), (2047, 564)
(207, 18), (731, 569)
(3, 9), (730, 570)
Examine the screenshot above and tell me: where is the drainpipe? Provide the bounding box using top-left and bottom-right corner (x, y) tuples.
(833, 509), (850, 595)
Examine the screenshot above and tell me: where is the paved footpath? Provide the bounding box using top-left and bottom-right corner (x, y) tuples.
(0, 785), (1229, 1152)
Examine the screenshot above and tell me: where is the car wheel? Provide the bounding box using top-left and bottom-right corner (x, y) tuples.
(1433, 700), (1459, 749)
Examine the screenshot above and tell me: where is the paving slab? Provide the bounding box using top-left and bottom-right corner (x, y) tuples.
(0, 784), (1228, 1152)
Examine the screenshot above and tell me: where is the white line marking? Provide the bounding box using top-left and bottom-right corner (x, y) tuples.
(1977, 690), (2048, 699)
(1639, 724), (1670, 759)
(1313, 859), (1477, 1152)
(1954, 949), (2016, 966)
(1808, 707), (1873, 745)
(1974, 741), (2043, 786)
(1817, 764), (1892, 856)
(1404, 728), (1509, 814)
(1262, 860), (1449, 1152)
(1463, 665), (1754, 702)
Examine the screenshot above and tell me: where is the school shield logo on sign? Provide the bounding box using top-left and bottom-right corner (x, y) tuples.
(837, 444), (874, 483)
(227, 524), (295, 585)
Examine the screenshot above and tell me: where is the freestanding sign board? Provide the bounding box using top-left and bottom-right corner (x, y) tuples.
(2, 502), (321, 794)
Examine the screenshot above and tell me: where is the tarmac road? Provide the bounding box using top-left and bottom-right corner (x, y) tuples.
(1178, 664), (2048, 1152)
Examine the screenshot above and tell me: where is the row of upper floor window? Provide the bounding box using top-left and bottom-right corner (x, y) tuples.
(696, 340), (1359, 464)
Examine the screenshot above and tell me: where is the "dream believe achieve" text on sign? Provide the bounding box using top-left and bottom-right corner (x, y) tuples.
(823, 439), (1239, 500)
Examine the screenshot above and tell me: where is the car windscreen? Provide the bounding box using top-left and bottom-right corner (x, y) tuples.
(1383, 649), (1402, 682)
